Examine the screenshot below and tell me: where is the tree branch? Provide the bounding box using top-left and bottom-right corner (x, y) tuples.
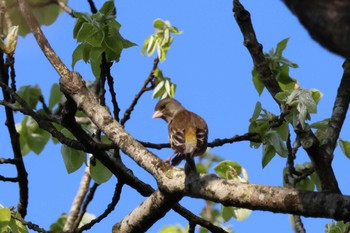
(113, 190), (182, 233)
(60, 70), (350, 226)
(16, 0), (70, 78)
(120, 57), (159, 126)
(320, 60), (350, 159)
(63, 167), (91, 232)
(0, 54), (28, 218)
(232, 0), (341, 193)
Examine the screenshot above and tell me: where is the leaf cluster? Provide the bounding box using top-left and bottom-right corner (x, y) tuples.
(142, 18), (182, 62)
(72, 0), (136, 78)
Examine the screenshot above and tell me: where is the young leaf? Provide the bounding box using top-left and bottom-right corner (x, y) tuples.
(252, 68), (264, 95)
(262, 144), (276, 168)
(89, 157), (112, 184)
(275, 38), (289, 58)
(250, 101), (262, 122)
(339, 139), (350, 159)
(0, 207), (11, 232)
(153, 18), (166, 29)
(214, 160), (242, 179)
(26, 117), (50, 155)
(16, 85), (42, 109)
(72, 43), (84, 69)
(265, 130), (288, 157)
(232, 207), (252, 222)
(99, 0), (115, 16)
(61, 145), (86, 173)
(9, 211), (28, 233)
(49, 83), (63, 110)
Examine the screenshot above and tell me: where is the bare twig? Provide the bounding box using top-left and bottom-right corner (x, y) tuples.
(11, 215), (49, 233)
(74, 182), (99, 229)
(77, 182), (124, 233)
(120, 58), (159, 125)
(0, 53), (28, 218)
(0, 175), (18, 182)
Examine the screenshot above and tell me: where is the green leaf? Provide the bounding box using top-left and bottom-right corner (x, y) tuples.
(26, 117), (50, 154)
(72, 43), (85, 68)
(48, 83), (63, 110)
(252, 68), (264, 95)
(275, 122), (289, 141)
(339, 139), (350, 159)
(214, 160), (242, 179)
(147, 35), (157, 56)
(265, 130), (288, 157)
(222, 206), (233, 222)
(154, 18), (166, 29)
(141, 37), (150, 56)
(0, 208), (11, 232)
(89, 46), (103, 64)
(61, 145), (86, 173)
(91, 59), (102, 79)
(16, 85), (42, 109)
(262, 144), (276, 168)
(250, 101), (262, 122)
(76, 23), (94, 42)
(81, 44), (91, 62)
(50, 214), (66, 232)
(311, 88), (323, 104)
(152, 80), (165, 99)
(275, 91), (290, 103)
(232, 207), (252, 221)
(99, 0), (115, 16)
(296, 177), (314, 191)
(275, 38), (289, 58)
(310, 118), (330, 130)
(73, 18), (86, 39)
(89, 157), (112, 184)
(9, 212), (28, 233)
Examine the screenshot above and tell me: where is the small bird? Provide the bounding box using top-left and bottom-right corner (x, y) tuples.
(152, 98), (208, 174)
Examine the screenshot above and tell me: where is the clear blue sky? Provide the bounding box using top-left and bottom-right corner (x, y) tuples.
(1, 0), (348, 232)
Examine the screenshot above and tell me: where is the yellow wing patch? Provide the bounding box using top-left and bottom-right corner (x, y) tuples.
(185, 127), (197, 144)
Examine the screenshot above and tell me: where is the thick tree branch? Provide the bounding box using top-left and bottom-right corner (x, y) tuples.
(113, 190), (182, 233)
(60, 71), (350, 224)
(282, 0), (350, 58)
(233, 0), (340, 193)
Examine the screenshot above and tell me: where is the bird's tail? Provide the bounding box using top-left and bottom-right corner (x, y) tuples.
(184, 153), (196, 175)
(171, 153), (197, 174)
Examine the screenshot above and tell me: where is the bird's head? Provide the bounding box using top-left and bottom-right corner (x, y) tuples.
(152, 98), (184, 123)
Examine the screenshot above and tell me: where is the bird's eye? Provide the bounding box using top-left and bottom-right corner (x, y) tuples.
(160, 104), (166, 110)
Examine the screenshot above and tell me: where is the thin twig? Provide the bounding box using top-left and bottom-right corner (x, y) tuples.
(0, 52), (28, 218)
(11, 215), (49, 233)
(74, 182), (99, 229)
(120, 57), (159, 125)
(0, 175), (18, 182)
(77, 182), (124, 233)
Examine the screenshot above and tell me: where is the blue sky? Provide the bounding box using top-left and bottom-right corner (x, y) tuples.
(1, 0), (348, 232)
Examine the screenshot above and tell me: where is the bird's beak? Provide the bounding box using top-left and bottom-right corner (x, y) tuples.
(152, 110), (163, 119)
